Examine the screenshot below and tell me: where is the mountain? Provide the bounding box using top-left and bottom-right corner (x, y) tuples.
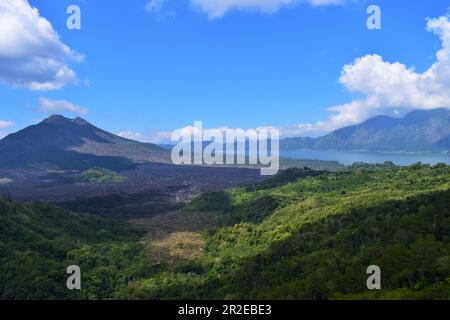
(281, 109), (450, 152)
(0, 115), (170, 170)
(436, 135), (450, 149)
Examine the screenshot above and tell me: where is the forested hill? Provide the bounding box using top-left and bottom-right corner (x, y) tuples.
(122, 164), (450, 299)
(2, 164), (450, 299)
(0, 198), (144, 299)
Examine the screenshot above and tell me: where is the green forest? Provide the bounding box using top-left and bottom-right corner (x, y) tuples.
(1, 163), (450, 299)
(79, 167), (127, 184)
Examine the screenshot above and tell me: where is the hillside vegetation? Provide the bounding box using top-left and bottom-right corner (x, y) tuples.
(0, 199), (150, 299)
(79, 167), (127, 183)
(120, 164), (450, 299)
(1, 164), (450, 299)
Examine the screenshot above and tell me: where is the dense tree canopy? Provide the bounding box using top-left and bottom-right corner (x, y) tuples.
(1, 163), (450, 299)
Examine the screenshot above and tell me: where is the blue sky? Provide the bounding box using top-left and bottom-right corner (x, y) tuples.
(1, 0), (450, 142)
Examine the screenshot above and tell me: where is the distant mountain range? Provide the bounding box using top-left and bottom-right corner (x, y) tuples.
(1, 109), (449, 172)
(0, 115), (170, 170)
(281, 109), (450, 152)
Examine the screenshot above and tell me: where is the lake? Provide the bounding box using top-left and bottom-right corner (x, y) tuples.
(281, 149), (450, 166)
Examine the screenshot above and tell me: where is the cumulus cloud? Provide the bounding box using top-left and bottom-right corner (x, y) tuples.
(0, 120), (14, 129)
(0, 120), (14, 140)
(190, 0), (345, 19)
(119, 129), (186, 144)
(120, 124), (278, 144)
(38, 97), (88, 115)
(146, 0), (176, 18)
(0, 0), (83, 90)
(291, 14), (450, 137)
(171, 125), (231, 142)
(118, 130), (178, 144)
(118, 131), (153, 143)
(146, 0), (167, 13)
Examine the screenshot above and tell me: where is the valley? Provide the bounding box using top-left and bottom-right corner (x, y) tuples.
(2, 0), (450, 303)
(0, 115), (341, 218)
(1, 113), (450, 300)
(0, 163), (264, 218)
(1, 164), (450, 300)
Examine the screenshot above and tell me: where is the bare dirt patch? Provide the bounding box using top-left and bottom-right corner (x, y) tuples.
(129, 210), (217, 266)
(147, 231), (204, 265)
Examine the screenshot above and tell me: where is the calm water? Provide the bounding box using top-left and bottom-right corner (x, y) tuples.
(282, 150), (450, 166)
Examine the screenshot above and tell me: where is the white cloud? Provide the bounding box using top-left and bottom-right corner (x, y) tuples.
(0, 120), (14, 140)
(0, 120), (14, 129)
(118, 131), (153, 143)
(291, 14), (450, 137)
(120, 124), (278, 144)
(146, 0), (167, 13)
(38, 97), (88, 115)
(118, 130), (176, 144)
(171, 125), (231, 141)
(190, 0), (345, 19)
(0, 0), (83, 90)
(146, 0), (176, 18)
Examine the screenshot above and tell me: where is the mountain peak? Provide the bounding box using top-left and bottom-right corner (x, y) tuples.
(41, 115), (90, 126)
(72, 117), (89, 125)
(42, 114), (70, 124)
(0, 114), (170, 170)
